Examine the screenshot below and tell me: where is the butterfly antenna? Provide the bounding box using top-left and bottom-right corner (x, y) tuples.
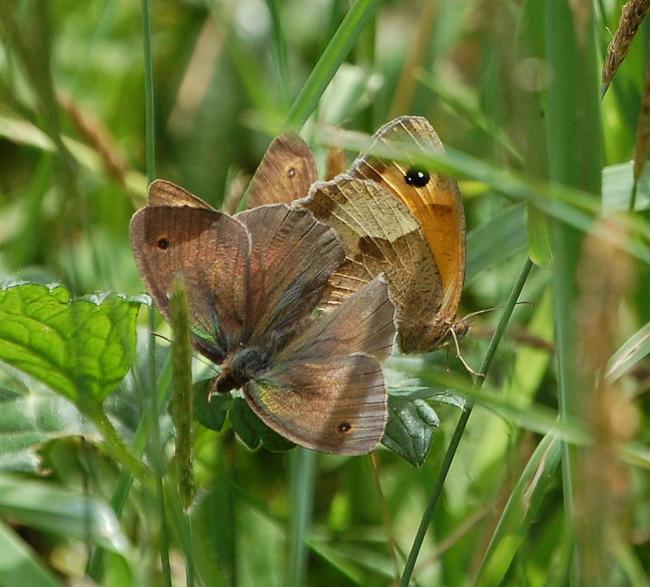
(462, 301), (533, 322)
(152, 331), (171, 343)
(449, 325), (479, 377)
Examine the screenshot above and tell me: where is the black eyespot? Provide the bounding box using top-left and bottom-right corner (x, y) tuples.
(337, 422), (351, 433)
(287, 167), (297, 178)
(404, 166), (430, 187)
(156, 237), (170, 250)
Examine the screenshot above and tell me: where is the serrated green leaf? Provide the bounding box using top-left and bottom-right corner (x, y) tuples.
(229, 397), (295, 452)
(195, 379), (230, 432)
(381, 396), (440, 468)
(0, 474), (128, 553)
(0, 283), (142, 403)
(0, 381), (84, 473)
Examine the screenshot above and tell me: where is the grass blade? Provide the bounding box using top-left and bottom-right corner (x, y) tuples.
(545, 2), (603, 584)
(285, 0), (381, 128)
(287, 448), (317, 587)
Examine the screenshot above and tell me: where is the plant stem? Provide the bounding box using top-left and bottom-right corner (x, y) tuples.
(287, 448), (317, 587)
(399, 257), (534, 586)
(82, 401), (148, 485)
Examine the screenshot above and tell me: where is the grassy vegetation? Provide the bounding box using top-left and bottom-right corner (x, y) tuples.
(0, 1), (649, 585)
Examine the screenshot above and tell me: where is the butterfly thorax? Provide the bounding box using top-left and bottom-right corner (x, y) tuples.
(214, 347), (272, 394)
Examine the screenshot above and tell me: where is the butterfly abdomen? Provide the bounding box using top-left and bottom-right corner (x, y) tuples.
(214, 347), (272, 393)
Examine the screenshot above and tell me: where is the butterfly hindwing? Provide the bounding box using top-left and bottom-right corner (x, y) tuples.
(280, 274), (396, 362)
(244, 277), (395, 455)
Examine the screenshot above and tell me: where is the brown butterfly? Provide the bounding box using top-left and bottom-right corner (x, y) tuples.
(247, 116), (467, 354)
(130, 180), (396, 455)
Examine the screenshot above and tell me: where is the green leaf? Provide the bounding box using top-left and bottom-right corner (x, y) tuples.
(0, 283), (143, 403)
(0, 517), (63, 587)
(607, 322), (650, 382)
(229, 397), (295, 452)
(381, 396), (440, 468)
(194, 379), (230, 432)
(0, 380), (84, 473)
(0, 474), (128, 553)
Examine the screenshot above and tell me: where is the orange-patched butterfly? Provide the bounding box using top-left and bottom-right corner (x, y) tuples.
(247, 116), (467, 354)
(130, 180), (396, 455)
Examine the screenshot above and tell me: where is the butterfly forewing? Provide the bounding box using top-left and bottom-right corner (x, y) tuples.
(130, 206), (249, 362)
(350, 116), (466, 316)
(236, 205), (345, 350)
(148, 179), (217, 210)
(247, 135), (318, 208)
(301, 177), (447, 351)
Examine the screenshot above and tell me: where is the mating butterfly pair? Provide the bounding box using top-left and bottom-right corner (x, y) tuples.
(130, 116), (466, 455)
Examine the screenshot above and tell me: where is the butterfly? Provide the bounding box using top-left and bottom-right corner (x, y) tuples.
(246, 116), (467, 354)
(130, 180), (396, 455)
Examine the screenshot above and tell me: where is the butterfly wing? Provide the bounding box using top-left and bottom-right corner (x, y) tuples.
(247, 135), (318, 208)
(235, 204), (345, 350)
(147, 179), (217, 210)
(243, 277), (395, 454)
(300, 176), (447, 351)
(350, 115), (466, 320)
(130, 205), (250, 363)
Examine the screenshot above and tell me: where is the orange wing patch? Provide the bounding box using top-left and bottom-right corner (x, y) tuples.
(349, 116), (466, 319)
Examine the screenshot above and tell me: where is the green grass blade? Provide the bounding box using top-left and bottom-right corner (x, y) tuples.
(287, 448), (317, 587)
(285, 0), (381, 128)
(170, 278), (195, 511)
(170, 279), (195, 585)
(606, 321), (650, 382)
(473, 433), (562, 586)
(140, 0), (155, 183)
(515, 0), (553, 265)
(266, 0), (289, 107)
(545, 2), (603, 584)
(466, 203), (527, 282)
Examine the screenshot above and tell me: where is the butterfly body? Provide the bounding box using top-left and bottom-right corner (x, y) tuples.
(213, 347), (272, 394)
(131, 181), (396, 454)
